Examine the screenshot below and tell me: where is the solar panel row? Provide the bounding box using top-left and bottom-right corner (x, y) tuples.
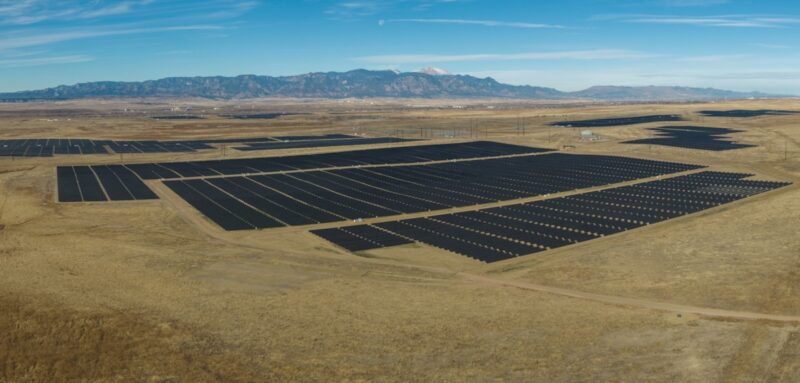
(233, 137), (414, 151)
(166, 152), (702, 230)
(699, 110), (799, 118)
(0, 134), (364, 157)
(57, 165), (158, 202)
(549, 115), (684, 128)
(312, 171), (791, 263)
(104, 141), (215, 154)
(1, 138), (107, 157)
(623, 126), (756, 151)
(311, 225), (412, 252)
(125, 141), (551, 180)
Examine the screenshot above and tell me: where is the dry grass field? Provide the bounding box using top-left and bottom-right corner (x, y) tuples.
(2, 98), (800, 382)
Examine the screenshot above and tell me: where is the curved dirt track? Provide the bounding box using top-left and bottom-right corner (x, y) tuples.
(459, 272), (800, 324)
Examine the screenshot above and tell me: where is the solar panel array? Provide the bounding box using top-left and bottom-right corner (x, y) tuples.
(623, 126), (755, 151)
(151, 115), (204, 120)
(104, 140), (216, 153)
(223, 113), (304, 120)
(0, 139), (108, 157)
(313, 171), (790, 263)
(55, 141), (550, 203)
(125, 141), (549, 180)
(699, 110), (799, 118)
(549, 114), (684, 128)
(57, 165), (158, 202)
(164, 153), (701, 230)
(0, 134), (369, 157)
(233, 137), (414, 152)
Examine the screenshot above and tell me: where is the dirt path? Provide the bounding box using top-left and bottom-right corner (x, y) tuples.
(458, 273), (800, 324)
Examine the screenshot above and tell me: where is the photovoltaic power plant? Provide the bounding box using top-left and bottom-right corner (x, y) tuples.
(699, 109), (799, 118)
(57, 165), (158, 202)
(124, 141), (549, 180)
(0, 134), (386, 157)
(163, 153), (702, 230)
(549, 114), (684, 128)
(312, 171), (791, 263)
(623, 126), (755, 151)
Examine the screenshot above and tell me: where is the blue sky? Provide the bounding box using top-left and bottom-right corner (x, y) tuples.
(1, 0), (799, 93)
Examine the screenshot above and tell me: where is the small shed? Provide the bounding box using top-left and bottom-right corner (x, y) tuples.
(580, 129), (599, 141)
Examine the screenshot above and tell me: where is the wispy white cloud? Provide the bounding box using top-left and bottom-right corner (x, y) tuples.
(357, 49), (655, 64)
(755, 43), (791, 49)
(0, 0), (153, 25)
(326, 0), (463, 19)
(0, 1), (257, 68)
(679, 71), (800, 80)
(326, 1), (393, 18)
(0, 25), (224, 51)
(610, 14), (800, 28)
(677, 54), (749, 62)
(0, 54), (93, 68)
(0, 0), (258, 25)
(381, 18), (565, 29)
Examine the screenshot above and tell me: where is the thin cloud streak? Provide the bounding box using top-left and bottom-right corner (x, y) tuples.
(326, 0), (464, 19)
(610, 14), (800, 28)
(0, 25), (224, 51)
(0, 0), (152, 25)
(0, 0), (258, 25)
(0, 54), (93, 68)
(357, 49), (655, 64)
(677, 54), (748, 62)
(383, 18), (565, 29)
(644, 71), (800, 80)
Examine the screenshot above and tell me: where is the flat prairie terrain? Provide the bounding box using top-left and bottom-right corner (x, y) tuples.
(1, 98), (800, 382)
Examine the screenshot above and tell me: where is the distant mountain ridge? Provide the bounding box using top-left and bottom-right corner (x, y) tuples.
(0, 69), (786, 101)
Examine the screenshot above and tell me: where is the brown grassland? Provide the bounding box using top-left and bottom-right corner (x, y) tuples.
(1, 98), (800, 382)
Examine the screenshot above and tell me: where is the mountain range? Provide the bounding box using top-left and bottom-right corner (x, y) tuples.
(0, 69), (786, 101)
